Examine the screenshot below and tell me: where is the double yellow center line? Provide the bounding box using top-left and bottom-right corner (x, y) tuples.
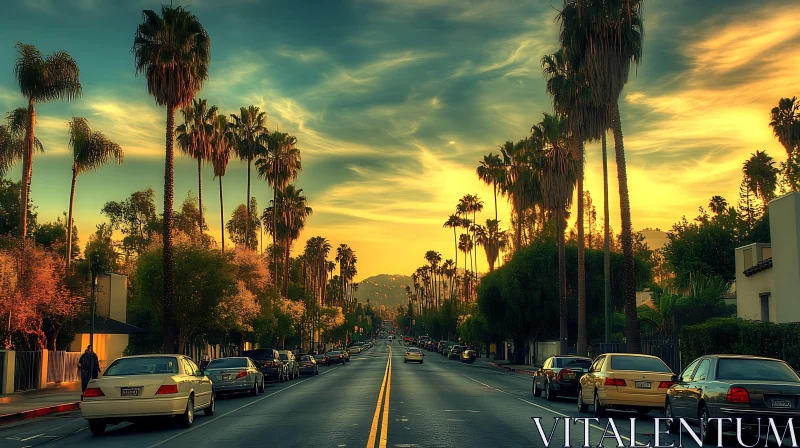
(367, 346), (392, 448)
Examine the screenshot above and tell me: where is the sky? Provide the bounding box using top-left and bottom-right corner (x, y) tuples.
(1, 0), (799, 281)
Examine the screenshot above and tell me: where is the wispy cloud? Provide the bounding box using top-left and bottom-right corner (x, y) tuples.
(274, 46), (328, 63)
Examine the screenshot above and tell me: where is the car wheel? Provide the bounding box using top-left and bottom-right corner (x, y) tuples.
(699, 405), (718, 445)
(577, 387), (588, 413)
(533, 380), (541, 397)
(204, 392), (215, 416)
(404, 359), (407, 363)
(664, 400), (678, 433)
(180, 395), (194, 428)
(88, 419), (106, 435)
(259, 377), (265, 393)
(593, 391), (606, 418)
(251, 380), (259, 396)
(545, 381), (556, 402)
(315, 368), (319, 375)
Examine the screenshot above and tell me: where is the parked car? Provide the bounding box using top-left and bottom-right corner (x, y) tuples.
(341, 348), (351, 362)
(297, 355), (319, 376)
(578, 353), (675, 417)
(326, 350), (346, 365)
(277, 350), (300, 380)
(202, 357), (264, 396)
(241, 348), (285, 383)
(81, 354), (214, 435)
(533, 356), (592, 401)
(405, 348), (424, 363)
(313, 353), (328, 365)
(461, 350), (477, 364)
(448, 345), (464, 360)
(665, 355), (800, 445)
(350, 345), (363, 354)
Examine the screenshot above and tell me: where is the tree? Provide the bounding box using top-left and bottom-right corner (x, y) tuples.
(708, 196), (727, 215)
(231, 106), (268, 249)
(176, 98), (215, 236)
(769, 97), (800, 191)
(14, 43), (82, 238)
(133, 5), (210, 352)
(558, 0), (645, 353)
(34, 217), (78, 261)
(477, 219), (508, 272)
(0, 179), (37, 237)
(226, 200), (259, 251)
(210, 113), (233, 253)
(500, 139), (541, 251)
(84, 223), (118, 272)
(0, 108), (44, 180)
(443, 214), (461, 294)
(276, 185), (312, 295)
(101, 188), (159, 256)
(66, 117), (122, 268)
(477, 153), (505, 221)
(174, 192), (205, 239)
(743, 150), (779, 207)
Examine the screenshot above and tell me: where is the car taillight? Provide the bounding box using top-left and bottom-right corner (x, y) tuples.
(156, 384), (179, 394)
(84, 387), (104, 397)
(406, 352), (410, 355)
(273, 360), (279, 367)
(604, 378), (626, 387)
(658, 381), (675, 389)
(727, 387), (750, 403)
(340, 355), (343, 358)
(236, 370), (248, 379)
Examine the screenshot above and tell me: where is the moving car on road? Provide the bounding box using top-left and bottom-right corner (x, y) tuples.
(533, 356), (592, 401)
(578, 353), (674, 417)
(278, 350), (300, 380)
(313, 353), (329, 365)
(326, 350), (346, 365)
(448, 345), (464, 360)
(664, 355), (800, 445)
(202, 357), (264, 396)
(405, 348), (424, 363)
(81, 355), (214, 435)
(242, 348), (285, 383)
(297, 355), (319, 376)
(461, 350), (477, 364)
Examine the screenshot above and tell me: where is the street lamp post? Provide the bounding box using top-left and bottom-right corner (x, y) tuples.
(89, 254), (99, 348)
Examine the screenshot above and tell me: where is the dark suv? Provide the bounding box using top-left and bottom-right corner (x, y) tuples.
(242, 348), (285, 382)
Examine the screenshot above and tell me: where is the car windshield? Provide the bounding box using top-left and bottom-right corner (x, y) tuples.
(556, 358), (591, 368)
(717, 359), (800, 382)
(104, 357), (179, 376)
(300, 356), (312, 361)
(327, 351), (341, 356)
(279, 354), (288, 361)
(207, 358), (248, 369)
(242, 350), (274, 359)
(610, 355), (672, 373)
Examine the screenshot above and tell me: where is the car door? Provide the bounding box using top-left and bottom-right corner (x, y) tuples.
(184, 357), (211, 407)
(681, 358), (710, 422)
(671, 358), (701, 418)
(582, 356), (605, 402)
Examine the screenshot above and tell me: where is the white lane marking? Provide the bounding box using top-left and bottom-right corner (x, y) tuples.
(20, 434), (43, 441)
(146, 366), (340, 448)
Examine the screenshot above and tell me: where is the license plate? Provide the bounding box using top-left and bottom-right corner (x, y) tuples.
(562, 372), (575, 379)
(772, 398), (792, 408)
(222, 374), (231, 380)
(120, 387), (139, 396)
(635, 381), (651, 389)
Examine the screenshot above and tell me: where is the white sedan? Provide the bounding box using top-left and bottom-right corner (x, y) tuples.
(81, 354), (214, 435)
(405, 348), (424, 363)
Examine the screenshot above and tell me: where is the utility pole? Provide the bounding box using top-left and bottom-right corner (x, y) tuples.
(90, 254), (99, 348)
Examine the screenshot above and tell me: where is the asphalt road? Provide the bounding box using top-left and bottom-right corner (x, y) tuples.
(0, 339), (781, 447)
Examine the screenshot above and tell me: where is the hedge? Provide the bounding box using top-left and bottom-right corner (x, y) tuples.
(680, 318), (800, 370)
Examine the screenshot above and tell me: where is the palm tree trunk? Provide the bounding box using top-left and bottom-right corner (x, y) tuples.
(20, 100), (35, 238)
(602, 131), (611, 343)
(611, 101), (640, 354)
(163, 104), (178, 354)
(219, 176), (225, 254)
(557, 209), (568, 355)
(473, 210), (479, 278)
(493, 182), (498, 221)
(577, 141), (587, 357)
(197, 158), (203, 236)
(516, 208), (523, 251)
(284, 234), (291, 296)
(272, 186), (278, 288)
(245, 157), (252, 249)
(453, 227), (457, 299)
(66, 166), (78, 268)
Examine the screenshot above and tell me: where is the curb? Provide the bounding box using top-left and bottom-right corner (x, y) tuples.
(0, 402), (81, 425)
(487, 362), (537, 377)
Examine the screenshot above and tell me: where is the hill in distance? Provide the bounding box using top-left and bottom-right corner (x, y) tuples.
(640, 228), (668, 250)
(356, 274), (413, 309)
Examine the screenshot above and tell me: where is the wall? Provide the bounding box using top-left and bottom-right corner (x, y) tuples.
(770, 193), (800, 324)
(94, 273), (128, 321)
(735, 243), (774, 322)
(69, 333), (129, 371)
(535, 341), (559, 366)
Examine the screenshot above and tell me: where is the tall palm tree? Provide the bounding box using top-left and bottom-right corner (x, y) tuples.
(276, 185), (312, 295)
(176, 98), (215, 235)
(66, 117), (123, 268)
(743, 151), (779, 207)
(256, 131), (301, 285)
(336, 244), (355, 306)
(477, 219), (508, 272)
(458, 234), (473, 301)
(14, 43), (82, 237)
(469, 195), (484, 278)
(443, 214), (461, 292)
(477, 153), (505, 221)
(769, 97), (800, 191)
(533, 112), (578, 355)
(500, 139), (540, 250)
(133, 5), (210, 353)
(559, 0), (645, 353)
(231, 105), (268, 249)
(0, 108), (43, 180)
(210, 113), (233, 253)
(708, 195), (728, 215)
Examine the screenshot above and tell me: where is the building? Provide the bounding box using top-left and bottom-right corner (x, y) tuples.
(734, 192), (800, 323)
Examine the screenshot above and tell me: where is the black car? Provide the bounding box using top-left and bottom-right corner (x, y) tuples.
(325, 350), (346, 365)
(242, 348), (285, 382)
(533, 356), (592, 401)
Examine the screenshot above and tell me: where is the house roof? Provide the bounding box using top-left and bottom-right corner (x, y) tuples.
(76, 317), (147, 335)
(744, 258), (773, 277)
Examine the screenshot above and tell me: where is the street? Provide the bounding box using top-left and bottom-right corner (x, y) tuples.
(0, 339), (750, 447)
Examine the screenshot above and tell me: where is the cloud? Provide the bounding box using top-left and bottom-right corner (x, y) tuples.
(274, 46), (328, 63)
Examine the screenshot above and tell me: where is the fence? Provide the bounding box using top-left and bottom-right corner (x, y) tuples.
(14, 351), (42, 392)
(0, 352), (4, 392)
(589, 339), (682, 374)
(46, 351), (81, 384)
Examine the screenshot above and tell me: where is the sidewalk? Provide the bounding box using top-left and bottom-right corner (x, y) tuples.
(0, 382), (81, 424)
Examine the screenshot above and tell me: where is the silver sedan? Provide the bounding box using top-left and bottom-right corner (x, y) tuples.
(202, 357), (264, 395)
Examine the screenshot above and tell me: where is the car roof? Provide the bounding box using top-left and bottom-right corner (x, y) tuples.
(210, 356), (248, 360)
(114, 354), (184, 359)
(554, 356), (591, 360)
(601, 353), (660, 359)
(707, 354), (784, 361)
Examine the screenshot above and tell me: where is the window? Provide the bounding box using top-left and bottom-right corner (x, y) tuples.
(556, 358), (591, 369)
(743, 248), (753, 269)
(610, 355), (672, 373)
(680, 359), (701, 382)
(591, 356), (605, 372)
(761, 294), (770, 322)
(717, 359), (800, 382)
(692, 359), (711, 382)
(543, 358), (552, 369)
(207, 358), (248, 369)
(104, 356), (179, 376)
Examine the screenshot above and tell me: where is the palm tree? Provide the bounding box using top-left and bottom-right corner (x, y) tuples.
(477, 219), (508, 272)
(469, 195), (484, 277)
(336, 244), (355, 306)
(66, 117), (123, 268)
(231, 105), (268, 249)
(558, 0), (645, 353)
(533, 112), (578, 355)
(458, 234), (473, 301)
(743, 151), (779, 207)
(708, 196), (728, 215)
(769, 97), (800, 191)
(210, 113), (233, 253)
(176, 98), (215, 235)
(443, 214), (461, 289)
(14, 43), (82, 237)
(477, 153), (505, 221)
(133, 5), (210, 353)
(256, 131), (301, 285)
(500, 139), (540, 250)
(0, 108), (43, 180)
(276, 185), (312, 295)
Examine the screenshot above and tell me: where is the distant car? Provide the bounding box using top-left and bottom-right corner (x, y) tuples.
(81, 355), (214, 435)
(533, 356), (592, 401)
(448, 345), (463, 360)
(277, 350), (300, 380)
(341, 348), (350, 362)
(461, 350), (477, 364)
(405, 348), (424, 363)
(325, 351), (346, 365)
(665, 355), (800, 445)
(241, 348), (285, 383)
(202, 357), (264, 396)
(350, 346), (362, 354)
(313, 353), (328, 365)
(388, 335), (393, 341)
(297, 355), (319, 376)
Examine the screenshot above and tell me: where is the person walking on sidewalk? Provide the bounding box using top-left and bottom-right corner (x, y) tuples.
(78, 345), (100, 400)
